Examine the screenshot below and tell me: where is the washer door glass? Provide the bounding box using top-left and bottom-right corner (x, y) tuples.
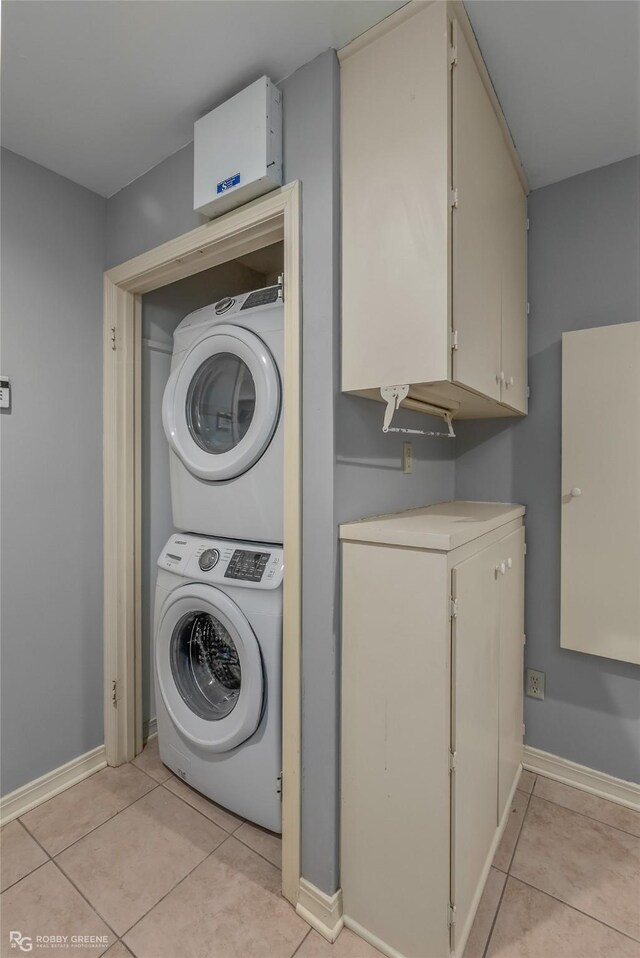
(186, 353), (255, 455)
(156, 584), (264, 752)
(171, 610), (241, 721)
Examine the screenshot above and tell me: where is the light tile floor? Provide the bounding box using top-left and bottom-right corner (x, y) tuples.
(1, 746), (638, 958)
(464, 771), (640, 958)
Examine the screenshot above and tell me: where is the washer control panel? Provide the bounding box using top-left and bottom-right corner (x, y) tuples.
(240, 285), (280, 310)
(224, 549), (270, 582)
(159, 534), (283, 589)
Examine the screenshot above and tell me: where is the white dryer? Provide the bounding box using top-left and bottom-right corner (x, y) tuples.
(154, 532), (283, 832)
(162, 286), (283, 543)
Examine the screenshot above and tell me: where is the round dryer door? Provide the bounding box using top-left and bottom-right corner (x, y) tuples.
(162, 324), (280, 481)
(156, 584), (264, 752)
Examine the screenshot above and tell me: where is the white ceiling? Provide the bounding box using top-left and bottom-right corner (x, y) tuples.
(1, 0), (404, 197)
(465, 0), (640, 188)
(2, 1), (639, 197)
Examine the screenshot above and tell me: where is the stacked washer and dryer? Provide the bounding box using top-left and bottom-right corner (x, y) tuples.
(154, 285), (285, 832)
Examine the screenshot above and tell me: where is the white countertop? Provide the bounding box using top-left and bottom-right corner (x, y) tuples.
(339, 501), (525, 551)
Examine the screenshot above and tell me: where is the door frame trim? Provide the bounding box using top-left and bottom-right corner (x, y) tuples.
(103, 182), (301, 904)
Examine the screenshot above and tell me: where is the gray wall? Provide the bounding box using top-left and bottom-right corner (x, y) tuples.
(1, 148), (106, 795)
(455, 155), (640, 783)
(105, 51), (455, 894)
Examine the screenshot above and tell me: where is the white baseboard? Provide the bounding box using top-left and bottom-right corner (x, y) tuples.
(296, 878), (344, 943)
(0, 745), (107, 826)
(523, 745), (640, 810)
(342, 917), (406, 958)
(143, 718), (157, 743)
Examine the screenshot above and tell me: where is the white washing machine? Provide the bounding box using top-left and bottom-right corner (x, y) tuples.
(162, 286), (283, 543)
(154, 532), (283, 832)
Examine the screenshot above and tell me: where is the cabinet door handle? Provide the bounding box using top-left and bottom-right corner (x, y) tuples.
(507, 557), (513, 569)
(496, 371), (506, 385)
(570, 487), (582, 498)
(505, 375), (514, 389)
(496, 561), (506, 576)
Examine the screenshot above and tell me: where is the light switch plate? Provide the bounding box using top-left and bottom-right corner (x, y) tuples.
(0, 376), (10, 409)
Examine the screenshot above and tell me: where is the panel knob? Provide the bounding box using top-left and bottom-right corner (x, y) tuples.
(199, 548), (220, 571)
(214, 297), (235, 315)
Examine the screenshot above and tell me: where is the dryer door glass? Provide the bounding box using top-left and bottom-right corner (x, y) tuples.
(170, 610), (242, 721)
(186, 353), (256, 455)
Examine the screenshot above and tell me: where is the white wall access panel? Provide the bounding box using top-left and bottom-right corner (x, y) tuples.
(561, 321), (640, 665)
(194, 76), (282, 219)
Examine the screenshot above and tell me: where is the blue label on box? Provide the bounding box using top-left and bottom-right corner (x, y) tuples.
(217, 173), (241, 194)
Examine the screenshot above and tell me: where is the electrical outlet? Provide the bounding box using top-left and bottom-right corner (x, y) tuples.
(526, 668), (545, 700)
(402, 441), (413, 474)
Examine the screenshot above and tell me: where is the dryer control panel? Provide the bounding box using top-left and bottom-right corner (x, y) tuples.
(158, 534), (283, 589)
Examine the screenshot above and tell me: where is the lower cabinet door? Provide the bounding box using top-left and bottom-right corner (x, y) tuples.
(451, 544), (500, 949)
(498, 527), (526, 822)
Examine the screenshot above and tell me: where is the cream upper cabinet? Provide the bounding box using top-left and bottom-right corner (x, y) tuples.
(340, 1), (529, 421)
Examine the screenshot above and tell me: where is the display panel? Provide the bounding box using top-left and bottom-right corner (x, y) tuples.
(240, 286), (280, 310)
(224, 549), (270, 582)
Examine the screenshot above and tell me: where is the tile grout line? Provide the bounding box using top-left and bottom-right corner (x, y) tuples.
(50, 780), (243, 941)
(531, 787), (640, 839)
(121, 830), (296, 949)
(120, 831), (236, 943)
(232, 826), (283, 870)
(158, 771), (283, 871)
(481, 777), (537, 958)
(504, 873), (640, 945)
(481, 870), (510, 958)
(159, 779), (246, 836)
(49, 855), (121, 945)
(290, 926), (313, 958)
(9, 762), (286, 942)
(12, 817), (53, 861)
(20, 780), (162, 860)
(505, 782), (535, 873)
(0, 857), (52, 896)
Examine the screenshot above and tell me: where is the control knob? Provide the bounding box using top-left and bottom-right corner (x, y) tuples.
(199, 548), (220, 572)
(214, 297), (235, 315)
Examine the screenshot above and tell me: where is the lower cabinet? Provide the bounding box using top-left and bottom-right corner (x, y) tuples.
(340, 503), (525, 958)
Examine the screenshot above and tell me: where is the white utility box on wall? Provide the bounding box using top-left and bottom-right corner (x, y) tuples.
(194, 76), (282, 219)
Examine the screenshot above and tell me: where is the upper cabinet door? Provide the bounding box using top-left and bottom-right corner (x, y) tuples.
(561, 322), (640, 665)
(452, 21), (503, 401)
(500, 157), (528, 413)
(340, 3), (451, 393)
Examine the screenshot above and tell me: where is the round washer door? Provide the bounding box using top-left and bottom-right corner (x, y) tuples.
(156, 584), (264, 752)
(162, 324), (280, 481)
